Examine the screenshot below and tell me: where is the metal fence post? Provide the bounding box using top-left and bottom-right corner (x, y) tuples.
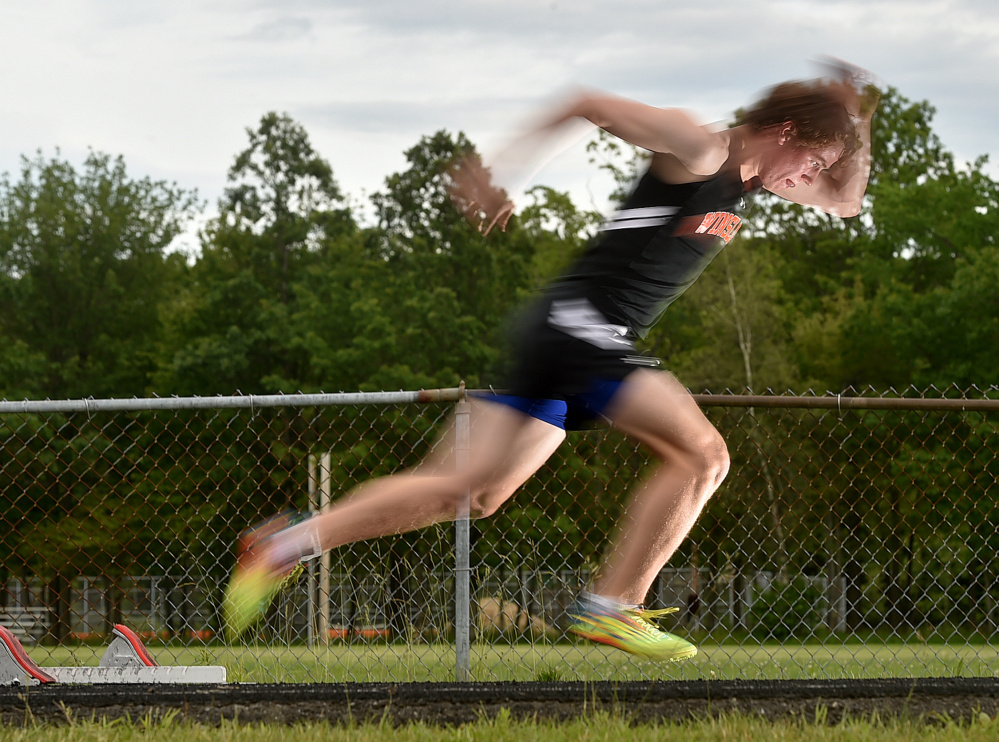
(454, 385), (471, 682)
(307, 452), (333, 647)
(318, 452), (332, 646)
(307, 454), (317, 648)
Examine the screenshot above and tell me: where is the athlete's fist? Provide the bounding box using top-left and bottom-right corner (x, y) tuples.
(447, 155), (515, 236)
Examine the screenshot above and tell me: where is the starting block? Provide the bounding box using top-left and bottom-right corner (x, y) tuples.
(0, 624), (226, 686)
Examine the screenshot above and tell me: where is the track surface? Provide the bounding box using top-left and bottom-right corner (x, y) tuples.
(3, 678), (999, 726)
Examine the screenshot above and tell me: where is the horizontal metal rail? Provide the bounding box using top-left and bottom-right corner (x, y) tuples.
(692, 393), (999, 412)
(1, 388), (996, 415)
(0, 387), (465, 414)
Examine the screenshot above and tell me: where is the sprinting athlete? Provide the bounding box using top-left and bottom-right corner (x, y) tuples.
(225, 62), (879, 660)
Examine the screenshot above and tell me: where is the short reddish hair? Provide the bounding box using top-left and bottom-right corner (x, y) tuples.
(742, 80), (861, 161)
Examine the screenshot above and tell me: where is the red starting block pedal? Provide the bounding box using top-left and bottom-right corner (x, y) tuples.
(0, 626), (56, 685)
(0, 624), (225, 685)
(101, 624), (159, 668)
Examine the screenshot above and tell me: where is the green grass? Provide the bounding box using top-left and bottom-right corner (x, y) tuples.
(28, 639), (999, 683)
(5, 708), (999, 741)
(14, 638), (999, 739)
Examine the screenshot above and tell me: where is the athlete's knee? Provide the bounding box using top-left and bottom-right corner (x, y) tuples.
(468, 482), (518, 519)
(432, 469), (513, 520)
(701, 430), (730, 488)
(434, 488), (507, 521)
(680, 426), (730, 491)
(468, 495), (499, 520)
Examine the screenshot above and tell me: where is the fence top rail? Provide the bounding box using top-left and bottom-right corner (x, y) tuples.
(0, 387), (465, 415)
(692, 393), (999, 412)
(0, 388), (995, 415)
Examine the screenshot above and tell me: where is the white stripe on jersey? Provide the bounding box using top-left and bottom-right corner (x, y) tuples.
(547, 298), (635, 350)
(598, 205), (680, 232)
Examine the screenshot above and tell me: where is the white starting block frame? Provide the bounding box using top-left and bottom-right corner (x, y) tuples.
(0, 624), (226, 686)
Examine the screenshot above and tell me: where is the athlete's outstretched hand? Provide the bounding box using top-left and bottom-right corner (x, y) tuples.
(448, 155), (515, 236)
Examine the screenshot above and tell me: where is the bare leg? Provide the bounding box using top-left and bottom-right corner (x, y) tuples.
(593, 369), (730, 605)
(224, 399), (565, 638)
(304, 399), (565, 551)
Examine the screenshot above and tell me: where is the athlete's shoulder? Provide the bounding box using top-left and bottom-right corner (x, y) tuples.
(647, 128), (732, 185)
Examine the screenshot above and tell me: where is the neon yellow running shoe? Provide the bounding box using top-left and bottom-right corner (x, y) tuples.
(223, 513), (306, 640)
(569, 605), (697, 661)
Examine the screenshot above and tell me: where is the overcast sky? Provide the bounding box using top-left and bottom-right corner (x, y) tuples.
(1, 0), (997, 229)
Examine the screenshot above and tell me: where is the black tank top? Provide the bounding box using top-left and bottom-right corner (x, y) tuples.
(548, 166), (746, 338)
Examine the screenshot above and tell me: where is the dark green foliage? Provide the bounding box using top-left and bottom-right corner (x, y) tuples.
(748, 577), (823, 641)
(0, 151), (200, 398)
(0, 89), (998, 639)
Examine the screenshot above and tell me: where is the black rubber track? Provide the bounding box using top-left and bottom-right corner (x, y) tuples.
(3, 678), (999, 727)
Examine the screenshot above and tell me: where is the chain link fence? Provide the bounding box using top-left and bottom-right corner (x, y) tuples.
(1, 386), (998, 682)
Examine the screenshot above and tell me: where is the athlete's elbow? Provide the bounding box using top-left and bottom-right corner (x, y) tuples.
(566, 91), (615, 128)
(829, 200), (863, 218)
(816, 191), (863, 218)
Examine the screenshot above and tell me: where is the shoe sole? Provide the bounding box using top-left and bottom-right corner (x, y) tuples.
(569, 625), (698, 662)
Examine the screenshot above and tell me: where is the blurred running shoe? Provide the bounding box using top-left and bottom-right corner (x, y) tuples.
(223, 512), (314, 640)
(569, 604), (697, 661)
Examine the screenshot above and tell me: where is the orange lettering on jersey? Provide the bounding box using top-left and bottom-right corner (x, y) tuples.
(674, 212), (743, 245)
(692, 212), (742, 244)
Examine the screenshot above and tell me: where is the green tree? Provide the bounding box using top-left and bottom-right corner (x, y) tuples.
(517, 185), (601, 291)
(161, 112), (356, 394)
(357, 131), (537, 390)
(918, 245), (999, 387)
(789, 90), (999, 392)
(0, 150), (199, 398)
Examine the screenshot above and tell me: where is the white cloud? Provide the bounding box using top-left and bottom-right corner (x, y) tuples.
(0, 0), (996, 220)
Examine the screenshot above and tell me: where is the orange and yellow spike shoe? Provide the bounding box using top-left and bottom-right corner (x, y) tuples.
(569, 605), (697, 662)
(223, 513), (307, 640)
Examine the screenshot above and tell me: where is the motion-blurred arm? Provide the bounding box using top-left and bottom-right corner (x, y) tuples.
(450, 89), (729, 234)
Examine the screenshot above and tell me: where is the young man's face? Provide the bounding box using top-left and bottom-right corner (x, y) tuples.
(759, 124), (845, 192)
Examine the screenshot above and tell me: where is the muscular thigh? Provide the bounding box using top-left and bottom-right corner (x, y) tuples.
(418, 398), (565, 483)
(605, 369), (722, 460)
